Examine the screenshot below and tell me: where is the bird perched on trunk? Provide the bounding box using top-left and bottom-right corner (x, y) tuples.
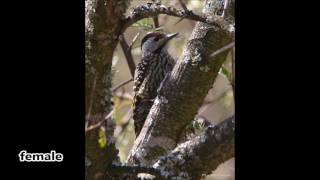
(133, 31), (178, 136)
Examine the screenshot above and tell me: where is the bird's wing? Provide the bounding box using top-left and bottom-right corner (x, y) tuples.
(133, 54), (155, 93)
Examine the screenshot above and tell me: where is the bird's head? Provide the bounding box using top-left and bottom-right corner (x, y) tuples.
(141, 32), (179, 56)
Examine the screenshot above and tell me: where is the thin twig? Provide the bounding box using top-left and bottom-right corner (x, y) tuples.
(171, 0), (191, 26)
(222, 0), (230, 18)
(174, 0), (190, 25)
(85, 110), (113, 133)
(178, 0), (188, 12)
(154, 26), (165, 31)
(85, 120), (89, 133)
(119, 34), (137, 78)
(112, 78), (133, 93)
(210, 42), (234, 58)
(153, 17), (159, 28)
(151, 0), (160, 28)
(173, 17), (184, 26)
(129, 32), (140, 49)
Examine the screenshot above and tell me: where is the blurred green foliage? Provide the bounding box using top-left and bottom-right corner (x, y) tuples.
(132, 18), (154, 30)
(98, 127), (107, 149)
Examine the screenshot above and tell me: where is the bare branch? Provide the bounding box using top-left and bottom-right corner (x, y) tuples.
(178, 0), (189, 12)
(173, 0), (192, 25)
(122, 3), (234, 37)
(119, 34), (137, 78)
(210, 42), (234, 58)
(151, 0), (160, 28)
(113, 116), (234, 180)
(129, 32), (141, 49)
(112, 78), (133, 92)
(222, 0), (230, 18)
(213, 42), (234, 93)
(85, 110), (113, 133)
(153, 116), (235, 179)
(153, 17), (159, 28)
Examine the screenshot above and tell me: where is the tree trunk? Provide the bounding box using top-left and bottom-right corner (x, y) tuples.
(85, 0), (130, 179)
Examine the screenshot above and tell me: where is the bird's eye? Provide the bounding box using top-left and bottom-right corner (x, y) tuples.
(154, 37), (159, 41)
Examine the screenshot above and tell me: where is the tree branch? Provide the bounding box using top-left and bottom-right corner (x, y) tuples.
(153, 116), (235, 179)
(178, 0), (189, 12)
(112, 116), (234, 180)
(112, 78), (133, 92)
(110, 164), (163, 180)
(222, 0), (230, 18)
(122, 3), (234, 37)
(210, 42), (234, 58)
(119, 34), (139, 78)
(85, 0), (131, 179)
(151, 0), (160, 28)
(174, 0), (191, 25)
(85, 110), (113, 133)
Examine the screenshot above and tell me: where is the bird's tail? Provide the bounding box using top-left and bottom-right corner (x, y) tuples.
(132, 96), (154, 137)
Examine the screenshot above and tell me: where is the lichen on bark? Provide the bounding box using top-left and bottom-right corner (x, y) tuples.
(85, 0), (131, 179)
(152, 116), (235, 179)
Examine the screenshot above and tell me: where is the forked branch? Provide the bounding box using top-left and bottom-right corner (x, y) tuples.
(122, 3), (234, 36)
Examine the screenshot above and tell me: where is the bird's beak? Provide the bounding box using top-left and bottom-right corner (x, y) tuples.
(164, 32), (179, 41)
(154, 32), (179, 52)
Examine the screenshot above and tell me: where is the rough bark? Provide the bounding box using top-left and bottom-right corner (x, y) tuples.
(110, 115), (234, 180)
(153, 116), (235, 179)
(127, 0), (234, 166)
(122, 2), (234, 37)
(85, 0), (130, 179)
(85, 0), (235, 179)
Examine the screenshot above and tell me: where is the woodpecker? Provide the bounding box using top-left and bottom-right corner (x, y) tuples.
(133, 32), (178, 136)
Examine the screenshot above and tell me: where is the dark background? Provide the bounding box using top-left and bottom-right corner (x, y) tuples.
(1, 0), (84, 179)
